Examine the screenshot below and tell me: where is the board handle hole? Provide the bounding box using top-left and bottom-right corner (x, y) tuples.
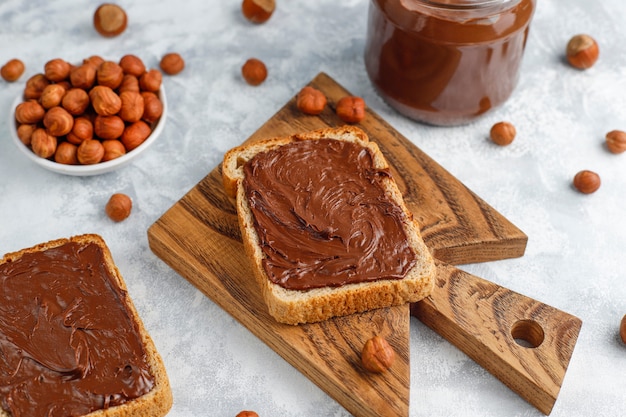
(511, 319), (544, 348)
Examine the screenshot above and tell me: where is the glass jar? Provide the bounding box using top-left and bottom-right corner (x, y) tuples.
(364, 0), (536, 126)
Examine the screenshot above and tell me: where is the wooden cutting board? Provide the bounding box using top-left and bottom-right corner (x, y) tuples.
(147, 73), (580, 416)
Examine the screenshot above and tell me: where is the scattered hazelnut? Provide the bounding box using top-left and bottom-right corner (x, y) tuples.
(236, 411), (259, 417)
(605, 130), (626, 154)
(14, 100), (45, 124)
(16, 124), (37, 146)
(241, 0), (275, 23)
(490, 121), (517, 146)
(119, 55), (146, 77)
(43, 106), (74, 136)
(61, 88), (91, 115)
(97, 61), (124, 89)
(620, 315), (626, 345)
(102, 139), (127, 161)
(23, 74), (50, 100)
(94, 3), (128, 37)
(77, 139), (105, 165)
(94, 115), (125, 140)
(1, 58), (25, 82)
(573, 170), (601, 194)
(89, 85), (122, 116)
(139, 69), (162, 92)
(30, 128), (58, 159)
(336, 96), (366, 124)
(160, 53), (185, 75)
(566, 34), (599, 70)
(40, 84), (66, 109)
(141, 91), (163, 123)
(105, 193), (132, 222)
(70, 64), (97, 90)
(361, 335), (395, 373)
(296, 86), (327, 115)
(121, 120), (151, 151)
(119, 91), (145, 122)
(54, 142), (79, 165)
(241, 58), (267, 86)
(44, 58), (71, 82)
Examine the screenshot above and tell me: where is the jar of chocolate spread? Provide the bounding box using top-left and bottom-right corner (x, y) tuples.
(364, 0), (536, 126)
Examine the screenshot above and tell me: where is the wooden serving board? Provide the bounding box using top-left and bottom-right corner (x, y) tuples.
(148, 73), (580, 416)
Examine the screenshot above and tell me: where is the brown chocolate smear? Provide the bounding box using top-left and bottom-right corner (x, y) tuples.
(242, 139), (416, 291)
(0, 242), (154, 417)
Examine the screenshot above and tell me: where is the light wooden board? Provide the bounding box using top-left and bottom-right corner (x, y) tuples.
(147, 72), (534, 417)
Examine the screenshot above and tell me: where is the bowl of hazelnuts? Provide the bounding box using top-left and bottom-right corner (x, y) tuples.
(10, 54), (170, 176)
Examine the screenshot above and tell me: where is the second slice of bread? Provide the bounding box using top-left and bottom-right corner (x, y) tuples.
(222, 126), (436, 325)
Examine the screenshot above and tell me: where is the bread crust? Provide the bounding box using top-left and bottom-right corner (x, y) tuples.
(223, 126), (436, 325)
(0, 234), (173, 417)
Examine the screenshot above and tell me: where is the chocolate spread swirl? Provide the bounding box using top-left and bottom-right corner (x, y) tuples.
(0, 242), (154, 417)
(242, 138), (416, 291)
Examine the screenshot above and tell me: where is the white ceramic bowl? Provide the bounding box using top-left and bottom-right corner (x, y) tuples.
(10, 87), (167, 176)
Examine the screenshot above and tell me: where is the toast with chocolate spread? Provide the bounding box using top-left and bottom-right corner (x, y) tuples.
(0, 234), (172, 417)
(222, 126), (436, 325)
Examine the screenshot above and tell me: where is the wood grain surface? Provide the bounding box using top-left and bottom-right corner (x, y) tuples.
(147, 73), (547, 417)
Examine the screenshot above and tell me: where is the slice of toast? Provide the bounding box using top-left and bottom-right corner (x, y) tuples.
(222, 126), (435, 325)
(0, 234), (172, 417)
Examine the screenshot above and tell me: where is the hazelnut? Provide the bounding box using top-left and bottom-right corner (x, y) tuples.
(1, 58), (25, 82)
(296, 86), (327, 115)
(94, 115), (125, 140)
(620, 314), (626, 345)
(56, 80), (72, 91)
(15, 100), (45, 124)
(119, 55), (146, 77)
(236, 412), (259, 417)
(141, 92), (163, 123)
(40, 84), (66, 109)
(84, 55), (105, 69)
(89, 85), (122, 116)
(119, 91), (145, 122)
(573, 170), (601, 194)
(30, 128), (58, 159)
(139, 69), (162, 92)
(490, 121), (517, 146)
(61, 88), (91, 115)
(54, 142), (79, 165)
(160, 53), (185, 75)
(605, 130), (626, 154)
(70, 64), (97, 90)
(44, 58), (71, 82)
(566, 34), (599, 70)
(102, 139), (127, 161)
(241, 0), (275, 23)
(121, 120), (151, 151)
(67, 117), (94, 145)
(118, 74), (140, 94)
(23, 74), (50, 100)
(16, 124), (37, 146)
(43, 106), (74, 136)
(77, 139), (105, 165)
(336, 96), (366, 124)
(105, 193), (132, 222)
(361, 335), (395, 373)
(241, 58), (267, 86)
(97, 61), (124, 89)
(93, 3), (128, 37)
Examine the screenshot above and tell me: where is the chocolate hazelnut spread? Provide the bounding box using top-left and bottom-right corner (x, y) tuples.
(0, 242), (154, 417)
(242, 139), (416, 291)
(364, 0), (536, 125)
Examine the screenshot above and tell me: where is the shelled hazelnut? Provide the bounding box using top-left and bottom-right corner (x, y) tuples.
(235, 411), (259, 417)
(361, 335), (395, 373)
(241, 58), (267, 86)
(605, 130), (626, 154)
(160, 53), (185, 75)
(490, 121), (517, 146)
(573, 170), (601, 194)
(93, 4), (128, 37)
(105, 193), (132, 222)
(296, 86), (327, 115)
(336, 96), (366, 124)
(620, 315), (626, 345)
(1, 59), (25, 82)
(12, 54), (164, 166)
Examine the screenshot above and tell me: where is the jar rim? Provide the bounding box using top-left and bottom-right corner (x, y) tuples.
(414, 0), (519, 9)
